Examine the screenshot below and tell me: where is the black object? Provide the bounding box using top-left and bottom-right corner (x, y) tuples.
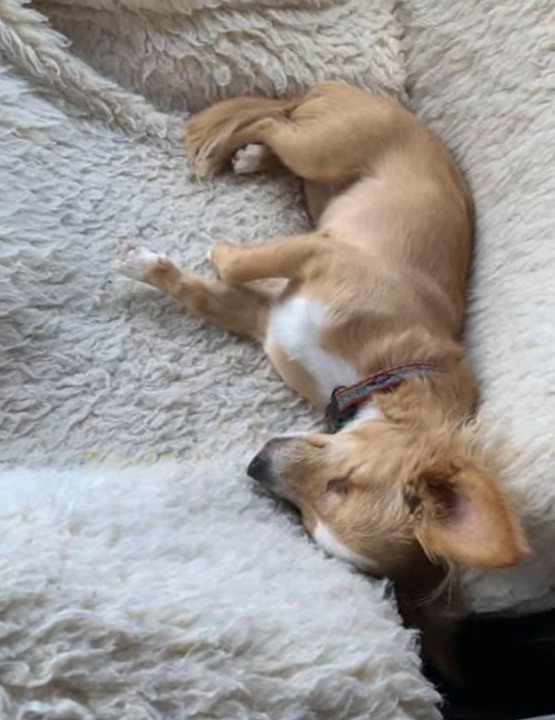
(247, 453), (270, 483)
(425, 609), (555, 720)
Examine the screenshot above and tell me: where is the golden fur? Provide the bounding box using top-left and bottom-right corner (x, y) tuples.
(119, 84), (528, 635)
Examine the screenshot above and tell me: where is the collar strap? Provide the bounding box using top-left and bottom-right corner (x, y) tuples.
(325, 362), (442, 433)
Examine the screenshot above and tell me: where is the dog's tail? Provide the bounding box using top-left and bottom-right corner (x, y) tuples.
(185, 95), (300, 177)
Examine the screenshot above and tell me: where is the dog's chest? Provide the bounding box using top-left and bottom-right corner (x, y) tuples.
(265, 295), (359, 402)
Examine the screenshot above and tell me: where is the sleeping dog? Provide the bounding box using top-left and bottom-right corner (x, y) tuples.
(117, 83), (527, 628)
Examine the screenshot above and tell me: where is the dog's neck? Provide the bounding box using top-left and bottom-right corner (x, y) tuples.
(338, 324), (477, 428)
(372, 356), (477, 428)
(326, 361), (441, 432)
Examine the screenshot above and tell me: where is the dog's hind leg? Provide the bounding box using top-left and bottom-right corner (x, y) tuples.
(186, 95), (300, 177)
(186, 83), (404, 184)
(116, 243), (270, 340)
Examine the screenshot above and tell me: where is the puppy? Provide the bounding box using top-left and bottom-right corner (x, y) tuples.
(117, 83), (527, 622)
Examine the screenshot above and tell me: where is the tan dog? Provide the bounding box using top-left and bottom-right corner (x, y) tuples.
(117, 83), (527, 618)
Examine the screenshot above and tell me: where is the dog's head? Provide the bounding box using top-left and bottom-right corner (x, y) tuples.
(247, 419), (528, 578)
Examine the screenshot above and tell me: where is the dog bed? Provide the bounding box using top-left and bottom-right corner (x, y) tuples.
(2, 0), (555, 716)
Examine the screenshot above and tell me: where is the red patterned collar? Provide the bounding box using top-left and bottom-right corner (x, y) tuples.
(325, 362), (442, 433)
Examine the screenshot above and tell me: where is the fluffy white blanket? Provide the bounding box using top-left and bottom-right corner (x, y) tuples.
(0, 461), (439, 719)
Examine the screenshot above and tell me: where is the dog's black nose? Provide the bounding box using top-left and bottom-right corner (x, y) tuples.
(247, 453), (271, 483)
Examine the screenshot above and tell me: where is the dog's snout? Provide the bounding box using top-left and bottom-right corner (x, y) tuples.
(247, 452), (271, 483)
(247, 436), (301, 504)
(248, 437), (291, 483)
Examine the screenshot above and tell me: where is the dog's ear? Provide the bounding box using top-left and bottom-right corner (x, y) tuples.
(408, 460), (528, 568)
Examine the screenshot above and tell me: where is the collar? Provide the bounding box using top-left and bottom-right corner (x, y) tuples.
(325, 362), (442, 433)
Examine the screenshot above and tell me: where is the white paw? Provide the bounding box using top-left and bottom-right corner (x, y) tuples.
(115, 242), (162, 281)
(232, 144), (270, 174)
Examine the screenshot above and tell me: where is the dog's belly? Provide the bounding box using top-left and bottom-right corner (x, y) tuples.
(264, 295), (359, 407)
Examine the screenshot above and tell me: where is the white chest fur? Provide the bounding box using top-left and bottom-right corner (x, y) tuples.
(265, 296), (359, 399)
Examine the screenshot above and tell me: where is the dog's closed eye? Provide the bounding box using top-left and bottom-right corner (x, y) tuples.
(326, 478), (350, 497)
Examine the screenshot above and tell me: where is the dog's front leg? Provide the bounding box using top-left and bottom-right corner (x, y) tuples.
(116, 242), (271, 339)
(210, 232), (328, 284)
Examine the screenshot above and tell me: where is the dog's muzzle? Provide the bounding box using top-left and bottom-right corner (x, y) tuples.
(247, 437), (297, 498)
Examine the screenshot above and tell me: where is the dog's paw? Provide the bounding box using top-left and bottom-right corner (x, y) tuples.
(115, 242), (163, 281)
(232, 144), (270, 174)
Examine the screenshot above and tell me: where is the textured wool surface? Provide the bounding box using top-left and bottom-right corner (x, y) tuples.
(0, 1), (444, 718)
(0, 462), (440, 720)
(36, 0), (406, 114)
(400, 0), (555, 614)
(2, 0), (555, 714)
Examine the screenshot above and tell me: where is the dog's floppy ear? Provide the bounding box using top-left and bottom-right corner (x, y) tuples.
(409, 460), (528, 568)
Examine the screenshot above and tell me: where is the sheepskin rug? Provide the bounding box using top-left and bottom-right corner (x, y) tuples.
(0, 1), (443, 717)
(0, 461), (440, 720)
